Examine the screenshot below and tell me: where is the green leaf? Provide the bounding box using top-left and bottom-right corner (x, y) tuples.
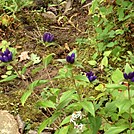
(88, 115), (101, 134)
(57, 98), (72, 110)
(81, 101), (95, 117)
(60, 89), (75, 103)
(21, 89), (33, 106)
(36, 100), (56, 109)
(21, 80), (48, 106)
(88, 60), (97, 66)
(60, 116), (71, 126)
(103, 51), (111, 57)
(101, 56), (108, 67)
(95, 84), (105, 92)
(106, 84), (127, 90)
(117, 7), (124, 21)
(43, 53), (55, 68)
(116, 99), (131, 114)
(6, 71), (12, 75)
(74, 74), (89, 82)
(7, 65), (13, 70)
(105, 126), (128, 134)
(124, 63), (133, 74)
(0, 75), (17, 83)
(90, 0), (99, 14)
(111, 68), (123, 83)
(58, 126), (70, 134)
(38, 118), (50, 134)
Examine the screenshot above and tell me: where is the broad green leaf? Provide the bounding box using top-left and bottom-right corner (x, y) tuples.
(60, 116), (71, 126)
(124, 63), (133, 74)
(57, 98), (72, 110)
(21, 80), (48, 106)
(21, 89), (33, 106)
(49, 112), (61, 125)
(43, 53), (55, 68)
(74, 74), (89, 82)
(101, 56), (108, 67)
(88, 60), (97, 66)
(38, 118), (50, 134)
(58, 126), (70, 134)
(0, 75), (17, 83)
(106, 84), (127, 90)
(116, 99), (131, 114)
(81, 101), (95, 117)
(105, 125), (128, 134)
(36, 100), (56, 109)
(88, 115), (101, 134)
(103, 51), (111, 57)
(60, 89), (75, 103)
(117, 7), (124, 21)
(95, 84), (105, 92)
(111, 68), (123, 83)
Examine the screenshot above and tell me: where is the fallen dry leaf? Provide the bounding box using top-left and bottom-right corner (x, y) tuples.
(18, 51), (30, 62)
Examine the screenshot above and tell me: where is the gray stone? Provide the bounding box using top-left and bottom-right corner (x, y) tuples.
(0, 110), (20, 134)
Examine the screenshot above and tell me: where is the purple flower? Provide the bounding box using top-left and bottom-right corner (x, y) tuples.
(0, 48), (12, 62)
(43, 32), (54, 42)
(66, 53), (75, 64)
(123, 72), (134, 82)
(86, 71), (97, 82)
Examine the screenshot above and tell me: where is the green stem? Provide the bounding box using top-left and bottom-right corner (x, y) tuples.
(128, 84), (132, 134)
(71, 71), (81, 101)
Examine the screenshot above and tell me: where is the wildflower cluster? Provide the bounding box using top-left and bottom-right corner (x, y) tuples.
(70, 111), (84, 133)
(124, 72), (134, 82)
(43, 32), (54, 43)
(86, 71), (97, 82)
(0, 48), (12, 62)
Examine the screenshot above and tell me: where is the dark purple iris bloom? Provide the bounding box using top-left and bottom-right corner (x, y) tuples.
(86, 71), (97, 82)
(123, 72), (134, 82)
(43, 32), (54, 42)
(0, 48), (12, 62)
(66, 53), (75, 64)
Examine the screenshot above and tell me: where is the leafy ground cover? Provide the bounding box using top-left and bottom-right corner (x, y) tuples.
(0, 0), (134, 134)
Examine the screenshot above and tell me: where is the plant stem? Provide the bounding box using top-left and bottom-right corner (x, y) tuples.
(128, 84), (132, 134)
(72, 71), (81, 101)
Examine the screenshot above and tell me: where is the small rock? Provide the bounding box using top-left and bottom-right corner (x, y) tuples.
(42, 11), (57, 22)
(0, 110), (20, 134)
